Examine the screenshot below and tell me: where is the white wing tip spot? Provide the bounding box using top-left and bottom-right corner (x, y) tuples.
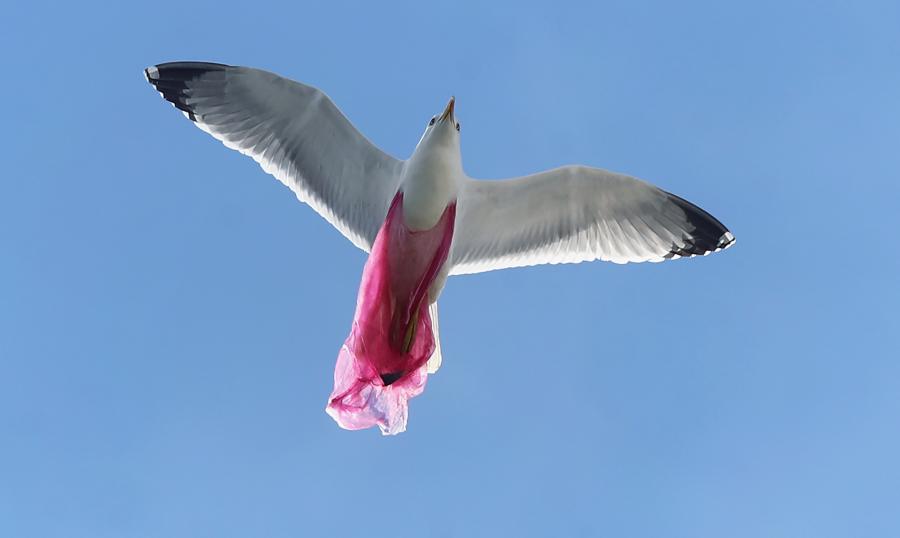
(717, 231), (736, 251)
(144, 65), (159, 82)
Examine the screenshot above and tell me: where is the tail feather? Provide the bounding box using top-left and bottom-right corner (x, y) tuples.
(426, 301), (442, 374)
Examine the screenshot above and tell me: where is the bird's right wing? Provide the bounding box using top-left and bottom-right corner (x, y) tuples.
(449, 166), (734, 275)
(145, 62), (405, 252)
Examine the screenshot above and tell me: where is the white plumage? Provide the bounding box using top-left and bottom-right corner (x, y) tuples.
(147, 61), (736, 434)
(145, 62), (734, 278)
(450, 167), (735, 274)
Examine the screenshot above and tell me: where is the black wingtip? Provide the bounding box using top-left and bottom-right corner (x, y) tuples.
(663, 190), (735, 258)
(144, 62), (230, 122)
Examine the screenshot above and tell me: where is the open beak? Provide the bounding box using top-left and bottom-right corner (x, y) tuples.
(439, 96), (455, 122)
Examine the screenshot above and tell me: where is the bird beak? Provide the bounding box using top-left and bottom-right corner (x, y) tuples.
(439, 96), (455, 122)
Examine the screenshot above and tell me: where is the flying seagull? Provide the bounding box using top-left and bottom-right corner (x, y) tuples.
(145, 62), (735, 435)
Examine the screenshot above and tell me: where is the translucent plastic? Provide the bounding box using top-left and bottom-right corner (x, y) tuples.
(326, 193), (456, 435)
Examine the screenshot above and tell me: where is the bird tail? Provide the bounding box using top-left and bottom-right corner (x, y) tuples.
(426, 301), (442, 374)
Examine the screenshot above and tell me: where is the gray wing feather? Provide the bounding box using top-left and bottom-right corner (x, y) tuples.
(145, 62), (404, 251)
(450, 166), (734, 275)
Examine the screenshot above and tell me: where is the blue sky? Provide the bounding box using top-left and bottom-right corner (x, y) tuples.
(2, 0), (899, 536)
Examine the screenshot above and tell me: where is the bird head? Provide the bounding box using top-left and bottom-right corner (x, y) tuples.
(415, 96), (461, 151)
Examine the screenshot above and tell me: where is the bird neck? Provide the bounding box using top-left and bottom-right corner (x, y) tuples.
(401, 144), (462, 231)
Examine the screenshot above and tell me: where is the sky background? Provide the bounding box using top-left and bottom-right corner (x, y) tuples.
(2, 1), (899, 536)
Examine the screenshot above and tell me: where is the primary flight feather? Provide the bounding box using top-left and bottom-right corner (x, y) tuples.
(146, 61), (735, 434)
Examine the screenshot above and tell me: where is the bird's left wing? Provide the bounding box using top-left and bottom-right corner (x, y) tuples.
(145, 62), (404, 251)
(449, 166), (735, 275)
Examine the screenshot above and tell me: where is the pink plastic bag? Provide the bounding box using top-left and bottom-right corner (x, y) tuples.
(326, 193), (455, 435)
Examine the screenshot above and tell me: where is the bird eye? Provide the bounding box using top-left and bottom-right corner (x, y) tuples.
(429, 117), (436, 126)
(456, 122), (460, 131)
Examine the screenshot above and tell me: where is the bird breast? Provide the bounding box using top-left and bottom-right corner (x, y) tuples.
(400, 157), (461, 231)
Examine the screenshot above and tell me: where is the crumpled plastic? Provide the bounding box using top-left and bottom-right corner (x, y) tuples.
(326, 193), (456, 435)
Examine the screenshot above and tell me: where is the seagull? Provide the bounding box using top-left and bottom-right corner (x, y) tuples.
(145, 62), (735, 435)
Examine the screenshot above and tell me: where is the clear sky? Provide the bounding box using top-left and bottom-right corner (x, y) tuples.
(2, 1), (899, 536)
